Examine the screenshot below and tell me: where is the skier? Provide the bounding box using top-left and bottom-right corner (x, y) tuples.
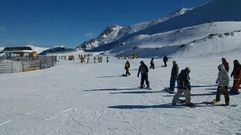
(163, 56), (168, 67)
(124, 60), (131, 76)
(106, 56), (109, 63)
(222, 58), (229, 72)
(149, 58), (155, 69)
(212, 64), (230, 105)
(137, 61), (150, 89)
(230, 60), (241, 94)
(169, 60), (179, 93)
(172, 67), (192, 106)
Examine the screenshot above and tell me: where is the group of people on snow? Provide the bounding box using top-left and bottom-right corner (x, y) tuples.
(79, 54), (109, 64)
(124, 57), (241, 106)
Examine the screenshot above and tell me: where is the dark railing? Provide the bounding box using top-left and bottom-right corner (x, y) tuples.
(0, 56), (57, 74)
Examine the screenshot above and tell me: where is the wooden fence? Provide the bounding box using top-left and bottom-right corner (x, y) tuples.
(0, 56), (57, 74)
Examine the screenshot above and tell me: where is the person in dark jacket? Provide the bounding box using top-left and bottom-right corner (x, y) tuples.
(222, 58), (229, 72)
(172, 67), (192, 106)
(137, 61), (150, 89)
(124, 60), (131, 76)
(169, 60), (179, 93)
(150, 58), (155, 69)
(212, 64), (230, 105)
(163, 56), (168, 67)
(230, 60), (241, 94)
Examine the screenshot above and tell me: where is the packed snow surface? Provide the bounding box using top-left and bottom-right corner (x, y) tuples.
(0, 54), (241, 135)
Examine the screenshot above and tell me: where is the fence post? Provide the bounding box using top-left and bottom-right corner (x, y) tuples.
(11, 61), (13, 73)
(22, 58), (24, 72)
(39, 58), (42, 69)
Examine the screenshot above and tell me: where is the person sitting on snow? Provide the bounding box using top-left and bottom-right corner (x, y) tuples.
(137, 61), (150, 89)
(172, 67), (192, 106)
(212, 64), (230, 105)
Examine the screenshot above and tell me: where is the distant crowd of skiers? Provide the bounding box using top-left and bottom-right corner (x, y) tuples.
(79, 54), (109, 64)
(124, 56), (241, 106)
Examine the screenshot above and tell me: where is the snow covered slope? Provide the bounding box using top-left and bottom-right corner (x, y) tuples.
(78, 0), (241, 58)
(111, 22), (241, 57)
(0, 55), (241, 135)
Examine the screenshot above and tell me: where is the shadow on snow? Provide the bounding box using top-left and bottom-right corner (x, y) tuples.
(84, 87), (140, 92)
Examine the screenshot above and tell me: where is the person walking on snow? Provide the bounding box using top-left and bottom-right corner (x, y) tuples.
(124, 60), (131, 76)
(222, 58), (229, 72)
(230, 60), (241, 94)
(212, 64), (230, 105)
(172, 67), (192, 106)
(163, 56), (168, 67)
(149, 58), (155, 69)
(137, 61), (150, 89)
(169, 60), (179, 93)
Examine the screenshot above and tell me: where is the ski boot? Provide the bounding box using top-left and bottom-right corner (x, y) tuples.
(211, 99), (220, 105)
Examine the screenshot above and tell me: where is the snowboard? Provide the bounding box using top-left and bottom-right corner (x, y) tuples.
(161, 87), (176, 94)
(139, 86), (152, 90)
(121, 74), (129, 77)
(202, 102), (238, 107)
(177, 99), (196, 108)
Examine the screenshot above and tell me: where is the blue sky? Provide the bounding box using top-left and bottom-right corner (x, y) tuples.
(0, 0), (210, 48)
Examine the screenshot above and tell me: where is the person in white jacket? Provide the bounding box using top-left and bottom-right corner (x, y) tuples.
(212, 64), (230, 105)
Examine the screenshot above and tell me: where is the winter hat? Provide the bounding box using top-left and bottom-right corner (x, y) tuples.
(185, 67), (191, 73)
(140, 61), (144, 64)
(173, 60), (176, 64)
(218, 64), (224, 71)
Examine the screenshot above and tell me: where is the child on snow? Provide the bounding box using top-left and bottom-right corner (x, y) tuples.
(172, 67), (192, 106)
(124, 60), (131, 76)
(212, 64), (230, 105)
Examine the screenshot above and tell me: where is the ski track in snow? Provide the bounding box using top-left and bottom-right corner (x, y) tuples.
(0, 56), (241, 135)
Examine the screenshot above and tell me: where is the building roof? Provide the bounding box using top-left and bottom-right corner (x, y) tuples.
(3, 47), (34, 53)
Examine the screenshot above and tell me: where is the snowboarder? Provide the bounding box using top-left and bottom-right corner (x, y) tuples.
(137, 61), (150, 89)
(124, 60), (131, 76)
(212, 64), (230, 105)
(169, 60), (179, 93)
(172, 67), (192, 106)
(149, 58), (155, 69)
(163, 56), (168, 67)
(222, 58), (229, 72)
(230, 60), (241, 94)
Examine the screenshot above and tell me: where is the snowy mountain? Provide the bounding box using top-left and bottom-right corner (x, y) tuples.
(39, 46), (74, 55)
(25, 45), (49, 54)
(77, 0), (241, 58)
(79, 25), (123, 50)
(77, 8), (191, 51)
